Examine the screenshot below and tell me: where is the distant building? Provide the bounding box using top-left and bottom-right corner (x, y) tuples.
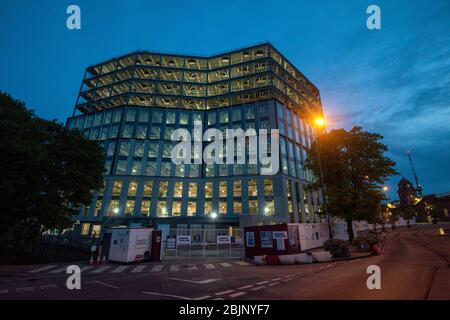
(397, 177), (418, 208)
(414, 193), (450, 222)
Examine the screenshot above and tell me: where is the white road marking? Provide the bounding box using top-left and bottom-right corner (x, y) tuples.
(131, 265), (146, 273)
(29, 265), (58, 273)
(193, 296), (212, 300)
(81, 266), (94, 272)
(90, 266), (111, 274)
(229, 291), (247, 298)
(0, 289), (9, 294)
(141, 291), (191, 300)
(256, 281), (270, 285)
(16, 287), (34, 292)
(170, 277), (220, 284)
(250, 286), (265, 291)
(49, 266), (70, 274)
(185, 264), (197, 271)
(220, 262), (232, 267)
(326, 264), (335, 267)
(268, 282), (281, 287)
(111, 266), (128, 273)
(281, 279), (291, 283)
(215, 289), (235, 296)
(238, 285), (254, 290)
(272, 278), (282, 281)
(204, 263), (215, 269)
(170, 265), (180, 272)
(151, 265), (164, 272)
(40, 285), (57, 290)
(213, 298), (224, 300)
(235, 261), (250, 266)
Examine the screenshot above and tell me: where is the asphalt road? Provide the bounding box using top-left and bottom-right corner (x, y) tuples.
(0, 224), (448, 300)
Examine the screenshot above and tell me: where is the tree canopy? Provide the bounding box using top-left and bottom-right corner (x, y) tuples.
(0, 92), (105, 253)
(305, 126), (398, 242)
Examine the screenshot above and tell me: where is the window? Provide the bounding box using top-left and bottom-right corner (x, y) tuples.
(219, 181), (227, 197)
(112, 180), (122, 196)
(248, 179), (257, 197)
(141, 200), (151, 216)
(233, 201), (242, 214)
(119, 141), (130, 156)
(152, 110), (163, 123)
(249, 200), (258, 215)
(148, 142), (159, 157)
(205, 182), (213, 198)
(156, 201), (167, 217)
(126, 108), (136, 122)
(131, 161), (141, 175)
(91, 225), (101, 238)
(94, 200), (102, 217)
(125, 200), (135, 215)
(128, 181), (138, 196)
(150, 127), (161, 139)
(81, 223), (90, 236)
(219, 201), (227, 214)
(139, 109), (149, 122)
(233, 180), (242, 197)
(264, 178), (273, 196)
(264, 200), (274, 216)
(187, 202), (196, 216)
(108, 200), (120, 216)
(158, 181), (168, 198)
(160, 162), (171, 176)
(204, 201), (212, 215)
(166, 111), (176, 124)
(136, 126), (147, 139)
(134, 141), (144, 157)
(143, 181), (153, 196)
(188, 182), (197, 197)
(122, 124), (134, 138)
(172, 201), (181, 216)
(145, 161), (156, 175)
(173, 182), (183, 198)
(106, 142), (116, 157)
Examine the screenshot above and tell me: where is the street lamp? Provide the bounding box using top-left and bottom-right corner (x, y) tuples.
(312, 116), (333, 239)
(211, 212), (218, 219)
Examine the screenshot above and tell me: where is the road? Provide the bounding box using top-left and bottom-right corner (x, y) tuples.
(0, 224), (448, 300)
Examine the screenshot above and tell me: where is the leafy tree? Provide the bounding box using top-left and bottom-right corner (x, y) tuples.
(402, 207), (417, 228)
(305, 126), (398, 243)
(0, 92), (105, 254)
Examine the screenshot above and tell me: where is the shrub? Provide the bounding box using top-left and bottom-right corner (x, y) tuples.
(323, 239), (350, 258)
(353, 233), (381, 252)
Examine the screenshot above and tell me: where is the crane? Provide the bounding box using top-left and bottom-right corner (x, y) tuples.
(406, 150), (423, 196)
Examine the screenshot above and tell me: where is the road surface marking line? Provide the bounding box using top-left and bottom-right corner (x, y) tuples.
(151, 265), (164, 272)
(235, 261), (250, 266)
(238, 285), (254, 290)
(220, 262), (232, 267)
(29, 265), (58, 273)
(40, 285), (57, 290)
(81, 266), (94, 272)
(204, 263), (215, 269)
(170, 265), (180, 272)
(268, 282), (281, 287)
(194, 296), (212, 300)
(49, 266), (69, 274)
(111, 266), (129, 273)
(141, 291), (191, 300)
(213, 298), (224, 300)
(0, 289), (9, 294)
(90, 266), (111, 274)
(250, 286), (265, 291)
(170, 277), (220, 284)
(16, 287), (34, 292)
(131, 265), (146, 273)
(272, 278), (282, 281)
(215, 290), (235, 296)
(281, 279), (291, 283)
(326, 264), (335, 267)
(256, 281), (269, 285)
(229, 291), (247, 298)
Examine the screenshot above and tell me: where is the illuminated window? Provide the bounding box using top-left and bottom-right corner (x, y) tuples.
(219, 181), (227, 197)
(91, 225), (101, 238)
(187, 202), (197, 216)
(264, 179), (273, 196)
(128, 181), (138, 196)
(156, 201), (167, 217)
(134, 141), (144, 157)
(219, 201), (227, 214)
(94, 200), (102, 217)
(131, 160), (141, 175)
(141, 200), (151, 216)
(158, 181), (168, 198)
(172, 201), (181, 216)
(264, 200), (274, 216)
(143, 181), (153, 196)
(108, 200), (120, 216)
(249, 200), (258, 215)
(81, 223), (90, 236)
(248, 179), (257, 197)
(232, 180), (242, 197)
(205, 182), (213, 198)
(204, 201), (212, 215)
(125, 200), (135, 215)
(173, 182), (183, 198)
(286, 180), (292, 197)
(112, 180), (122, 196)
(188, 182), (197, 197)
(233, 201), (242, 214)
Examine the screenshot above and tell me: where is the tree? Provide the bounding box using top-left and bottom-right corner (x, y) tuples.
(401, 207), (417, 228)
(0, 92), (105, 254)
(305, 126), (398, 243)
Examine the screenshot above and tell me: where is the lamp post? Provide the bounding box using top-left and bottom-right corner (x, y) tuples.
(312, 117), (332, 239)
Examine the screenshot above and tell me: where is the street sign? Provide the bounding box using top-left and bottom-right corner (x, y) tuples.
(176, 235), (191, 245)
(217, 235), (231, 244)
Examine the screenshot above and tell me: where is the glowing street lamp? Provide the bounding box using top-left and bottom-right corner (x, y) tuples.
(382, 186), (389, 193)
(211, 212), (218, 219)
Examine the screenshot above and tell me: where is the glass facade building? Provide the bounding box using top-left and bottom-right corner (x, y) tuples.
(66, 43), (325, 237)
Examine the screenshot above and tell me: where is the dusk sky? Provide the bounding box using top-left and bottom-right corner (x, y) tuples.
(1, 0), (449, 199)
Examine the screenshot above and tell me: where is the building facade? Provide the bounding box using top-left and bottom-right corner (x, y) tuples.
(66, 43), (325, 238)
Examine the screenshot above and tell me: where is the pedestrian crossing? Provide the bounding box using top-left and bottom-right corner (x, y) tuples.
(28, 260), (250, 275)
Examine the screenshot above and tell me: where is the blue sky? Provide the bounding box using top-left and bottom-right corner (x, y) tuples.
(1, 0), (449, 199)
